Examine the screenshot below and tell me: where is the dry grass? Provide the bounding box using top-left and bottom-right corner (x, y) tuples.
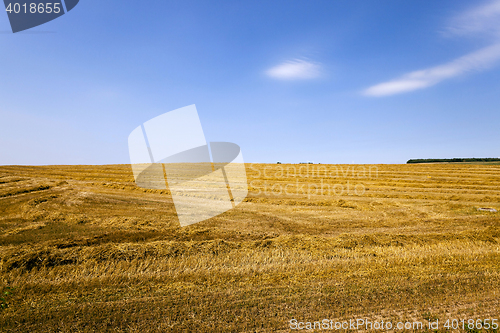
(0, 163), (499, 332)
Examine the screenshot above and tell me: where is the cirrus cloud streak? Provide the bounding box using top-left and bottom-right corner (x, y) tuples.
(364, 43), (500, 96)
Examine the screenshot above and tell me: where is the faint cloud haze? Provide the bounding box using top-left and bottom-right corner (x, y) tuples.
(266, 59), (321, 80)
(364, 0), (500, 97)
(446, 0), (500, 38)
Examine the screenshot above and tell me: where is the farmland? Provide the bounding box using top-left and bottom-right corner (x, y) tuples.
(0, 163), (499, 332)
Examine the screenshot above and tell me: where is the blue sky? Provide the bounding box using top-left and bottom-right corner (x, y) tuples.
(1, 0), (499, 165)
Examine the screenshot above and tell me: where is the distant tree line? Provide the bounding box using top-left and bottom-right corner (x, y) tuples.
(407, 158), (500, 164)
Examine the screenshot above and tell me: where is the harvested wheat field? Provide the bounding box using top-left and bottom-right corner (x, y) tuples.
(0, 163), (499, 332)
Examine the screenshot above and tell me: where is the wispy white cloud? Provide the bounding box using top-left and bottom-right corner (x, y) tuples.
(364, 0), (500, 97)
(364, 43), (500, 96)
(266, 59), (321, 80)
